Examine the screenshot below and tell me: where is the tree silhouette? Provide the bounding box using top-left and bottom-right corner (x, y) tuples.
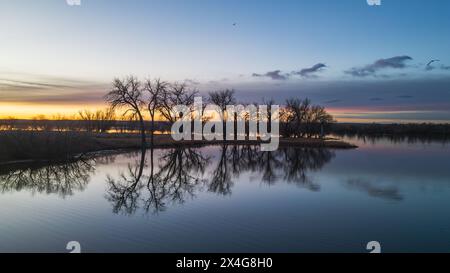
(105, 76), (147, 147)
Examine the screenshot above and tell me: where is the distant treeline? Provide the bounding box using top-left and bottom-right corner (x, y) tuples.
(0, 118), (170, 134)
(3, 119), (450, 138)
(330, 123), (450, 139)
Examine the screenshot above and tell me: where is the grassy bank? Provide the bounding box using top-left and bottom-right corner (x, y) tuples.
(0, 131), (356, 164)
(0, 131), (94, 163)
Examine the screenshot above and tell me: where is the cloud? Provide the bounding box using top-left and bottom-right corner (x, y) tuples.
(184, 79), (200, 85)
(252, 70), (289, 80)
(424, 60), (450, 71)
(293, 63), (327, 78)
(0, 79), (73, 90)
(425, 59), (440, 71)
(345, 178), (403, 201)
(235, 75), (450, 110)
(0, 73), (107, 104)
(346, 55), (413, 77)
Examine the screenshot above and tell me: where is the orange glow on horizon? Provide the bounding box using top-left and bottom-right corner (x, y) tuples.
(0, 102), (166, 121)
(0, 102), (106, 119)
(1, 102), (448, 124)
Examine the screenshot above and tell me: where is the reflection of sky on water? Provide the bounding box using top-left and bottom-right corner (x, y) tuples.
(0, 139), (450, 252)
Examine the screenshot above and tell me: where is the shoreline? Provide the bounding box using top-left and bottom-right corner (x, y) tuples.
(93, 134), (358, 150)
(0, 134), (357, 166)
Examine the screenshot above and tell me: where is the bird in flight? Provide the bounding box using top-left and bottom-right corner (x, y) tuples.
(232, 23), (237, 26)
(427, 59), (440, 66)
(426, 59), (440, 70)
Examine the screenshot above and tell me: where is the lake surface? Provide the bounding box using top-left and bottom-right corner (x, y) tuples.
(1, 137), (450, 253)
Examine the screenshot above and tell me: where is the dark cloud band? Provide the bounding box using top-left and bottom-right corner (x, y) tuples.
(252, 70), (289, 80)
(346, 56), (413, 77)
(293, 63), (327, 78)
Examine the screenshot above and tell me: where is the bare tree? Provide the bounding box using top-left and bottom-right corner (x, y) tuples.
(95, 107), (116, 133)
(208, 89), (236, 137)
(280, 98), (310, 138)
(262, 98), (276, 138)
(78, 109), (95, 132)
(208, 89), (236, 117)
(307, 105), (334, 138)
(105, 76), (147, 147)
(144, 78), (168, 146)
(280, 98), (334, 138)
(160, 82), (197, 124)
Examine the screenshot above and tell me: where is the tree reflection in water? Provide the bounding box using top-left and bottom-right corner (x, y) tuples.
(105, 148), (147, 214)
(0, 146), (335, 214)
(144, 148), (210, 214)
(106, 147), (210, 215)
(0, 159), (95, 197)
(280, 147), (335, 191)
(105, 145), (335, 215)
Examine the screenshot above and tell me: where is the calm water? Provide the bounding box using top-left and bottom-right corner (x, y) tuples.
(1, 137), (450, 253)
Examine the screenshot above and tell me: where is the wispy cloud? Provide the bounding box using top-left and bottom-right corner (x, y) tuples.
(345, 178), (403, 201)
(293, 63), (327, 78)
(425, 59), (440, 71)
(424, 59), (450, 71)
(252, 70), (289, 80)
(0, 73), (107, 104)
(345, 55), (413, 77)
(184, 79), (200, 85)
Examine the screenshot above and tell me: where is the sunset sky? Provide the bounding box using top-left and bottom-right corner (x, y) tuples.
(1, 0), (450, 122)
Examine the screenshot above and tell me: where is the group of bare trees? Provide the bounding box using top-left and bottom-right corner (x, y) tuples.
(78, 108), (116, 133)
(105, 76), (198, 147)
(203, 90), (334, 139)
(280, 98), (334, 138)
(104, 76), (335, 147)
(1, 76), (334, 145)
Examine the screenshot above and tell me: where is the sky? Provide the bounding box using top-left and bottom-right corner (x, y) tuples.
(1, 0), (450, 122)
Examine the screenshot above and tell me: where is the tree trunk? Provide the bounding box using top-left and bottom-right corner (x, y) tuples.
(150, 115), (155, 147)
(137, 112), (146, 148)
